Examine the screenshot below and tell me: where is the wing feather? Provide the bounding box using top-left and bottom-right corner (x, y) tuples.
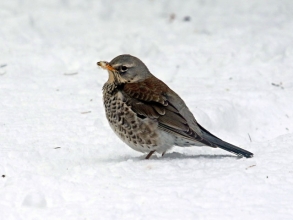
(121, 77), (205, 143)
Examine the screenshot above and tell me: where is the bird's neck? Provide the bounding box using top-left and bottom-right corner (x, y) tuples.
(102, 82), (124, 95)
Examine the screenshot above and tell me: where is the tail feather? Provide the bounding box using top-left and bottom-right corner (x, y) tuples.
(208, 136), (253, 158)
(198, 124), (253, 158)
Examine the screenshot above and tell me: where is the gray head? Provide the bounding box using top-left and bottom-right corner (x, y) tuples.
(97, 54), (152, 84)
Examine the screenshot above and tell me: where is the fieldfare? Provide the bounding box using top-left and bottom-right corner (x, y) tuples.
(97, 54), (253, 159)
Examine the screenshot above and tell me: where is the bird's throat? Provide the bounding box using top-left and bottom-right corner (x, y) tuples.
(107, 71), (116, 84)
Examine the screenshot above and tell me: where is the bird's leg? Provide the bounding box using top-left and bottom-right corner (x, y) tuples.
(162, 151), (166, 157)
(145, 150), (155, 159)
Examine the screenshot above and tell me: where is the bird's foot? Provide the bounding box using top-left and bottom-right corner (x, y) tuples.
(145, 150), (155, 159)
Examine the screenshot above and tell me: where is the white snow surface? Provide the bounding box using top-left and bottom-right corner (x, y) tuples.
(1, 0), (293, 219)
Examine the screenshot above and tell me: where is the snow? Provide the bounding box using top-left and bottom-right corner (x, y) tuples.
(1, 0), (293, 219)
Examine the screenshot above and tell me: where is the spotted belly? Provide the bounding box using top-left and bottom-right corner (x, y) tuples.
(103, 92), (163, 153)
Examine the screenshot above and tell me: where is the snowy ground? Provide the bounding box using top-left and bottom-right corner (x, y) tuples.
(1, 0), (293, 219)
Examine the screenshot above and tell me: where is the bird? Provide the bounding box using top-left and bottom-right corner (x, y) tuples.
(97, 54), (253, 159)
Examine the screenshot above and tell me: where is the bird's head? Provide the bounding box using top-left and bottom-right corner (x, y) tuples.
(97, 54), (152, 84)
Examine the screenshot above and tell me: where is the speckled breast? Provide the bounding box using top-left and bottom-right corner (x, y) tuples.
(103, 88), (159, 153)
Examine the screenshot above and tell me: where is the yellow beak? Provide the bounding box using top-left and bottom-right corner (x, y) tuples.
(97, 61), (115, 71)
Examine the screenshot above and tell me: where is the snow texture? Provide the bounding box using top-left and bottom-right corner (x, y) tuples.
(1, 0), (293, 219)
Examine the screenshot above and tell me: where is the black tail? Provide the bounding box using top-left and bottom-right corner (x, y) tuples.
(198, 124), (253, 158)
(208, 136), (253, 158)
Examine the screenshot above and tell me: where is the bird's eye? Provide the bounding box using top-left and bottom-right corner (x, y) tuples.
(120, 65), (128, 72)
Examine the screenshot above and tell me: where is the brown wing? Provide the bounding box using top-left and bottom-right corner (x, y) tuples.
(122, 76), (208, 143)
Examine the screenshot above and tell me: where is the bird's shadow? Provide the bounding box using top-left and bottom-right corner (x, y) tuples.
(145, 152), (239, 160)
(103, 152), (240, 163)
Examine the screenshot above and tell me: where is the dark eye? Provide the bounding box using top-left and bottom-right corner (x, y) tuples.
(120, 65), (128, 72)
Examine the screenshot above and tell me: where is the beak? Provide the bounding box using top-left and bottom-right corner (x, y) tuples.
(97, 61), (115, 71)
